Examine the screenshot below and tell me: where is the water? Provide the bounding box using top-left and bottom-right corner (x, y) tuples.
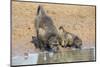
(12, 48), (95, 66)
(12, 53), (39, 65)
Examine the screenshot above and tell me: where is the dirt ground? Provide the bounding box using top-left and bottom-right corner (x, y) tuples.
(12, 1), (96, 56)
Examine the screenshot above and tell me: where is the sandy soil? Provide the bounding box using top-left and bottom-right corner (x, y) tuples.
(12, 1), (96, 56)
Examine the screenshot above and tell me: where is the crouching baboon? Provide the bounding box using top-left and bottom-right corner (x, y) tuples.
(34, 5), (59, 51)
(58, 26), (82, 49)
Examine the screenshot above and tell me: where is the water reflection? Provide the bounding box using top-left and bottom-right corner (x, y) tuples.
(12, 48), (95, 66)
(12, 53), (38, 65)
(38, 48), (95, 64)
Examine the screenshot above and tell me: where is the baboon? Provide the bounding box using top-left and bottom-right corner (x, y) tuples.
(34, 5), (59, 51)
(58, 26), (82, 49)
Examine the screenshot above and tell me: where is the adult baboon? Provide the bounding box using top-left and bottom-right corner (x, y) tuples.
(58, 26), (82, 49)
(34, 5), (59, 51)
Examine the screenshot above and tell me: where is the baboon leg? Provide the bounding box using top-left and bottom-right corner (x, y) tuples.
(31, 36), (45, 50)
(31, 36), (40, 48)
(37, 38), (46, 51)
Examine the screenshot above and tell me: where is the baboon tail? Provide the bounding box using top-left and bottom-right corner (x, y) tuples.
(37, 5), (46, 16)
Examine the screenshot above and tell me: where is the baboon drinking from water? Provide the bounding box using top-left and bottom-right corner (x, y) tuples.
(34, 5), (59, 51)
(58, 26), (82, 49)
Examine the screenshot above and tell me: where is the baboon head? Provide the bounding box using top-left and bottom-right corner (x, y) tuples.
(58, 26), (64, 34)
(58, 26), (67, 39)
(48, 36), (59, 52)
(59, 26), (63, 30)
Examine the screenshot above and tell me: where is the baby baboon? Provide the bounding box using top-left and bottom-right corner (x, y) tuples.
(34, 5), (59, 51)
(58, 26), (82, 49)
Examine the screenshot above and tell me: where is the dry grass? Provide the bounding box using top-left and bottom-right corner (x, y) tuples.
(12, 1), (96, 56)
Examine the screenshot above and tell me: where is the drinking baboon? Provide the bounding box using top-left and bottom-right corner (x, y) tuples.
(58, 26), (82, 49)
(34, 5), (59, 51)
